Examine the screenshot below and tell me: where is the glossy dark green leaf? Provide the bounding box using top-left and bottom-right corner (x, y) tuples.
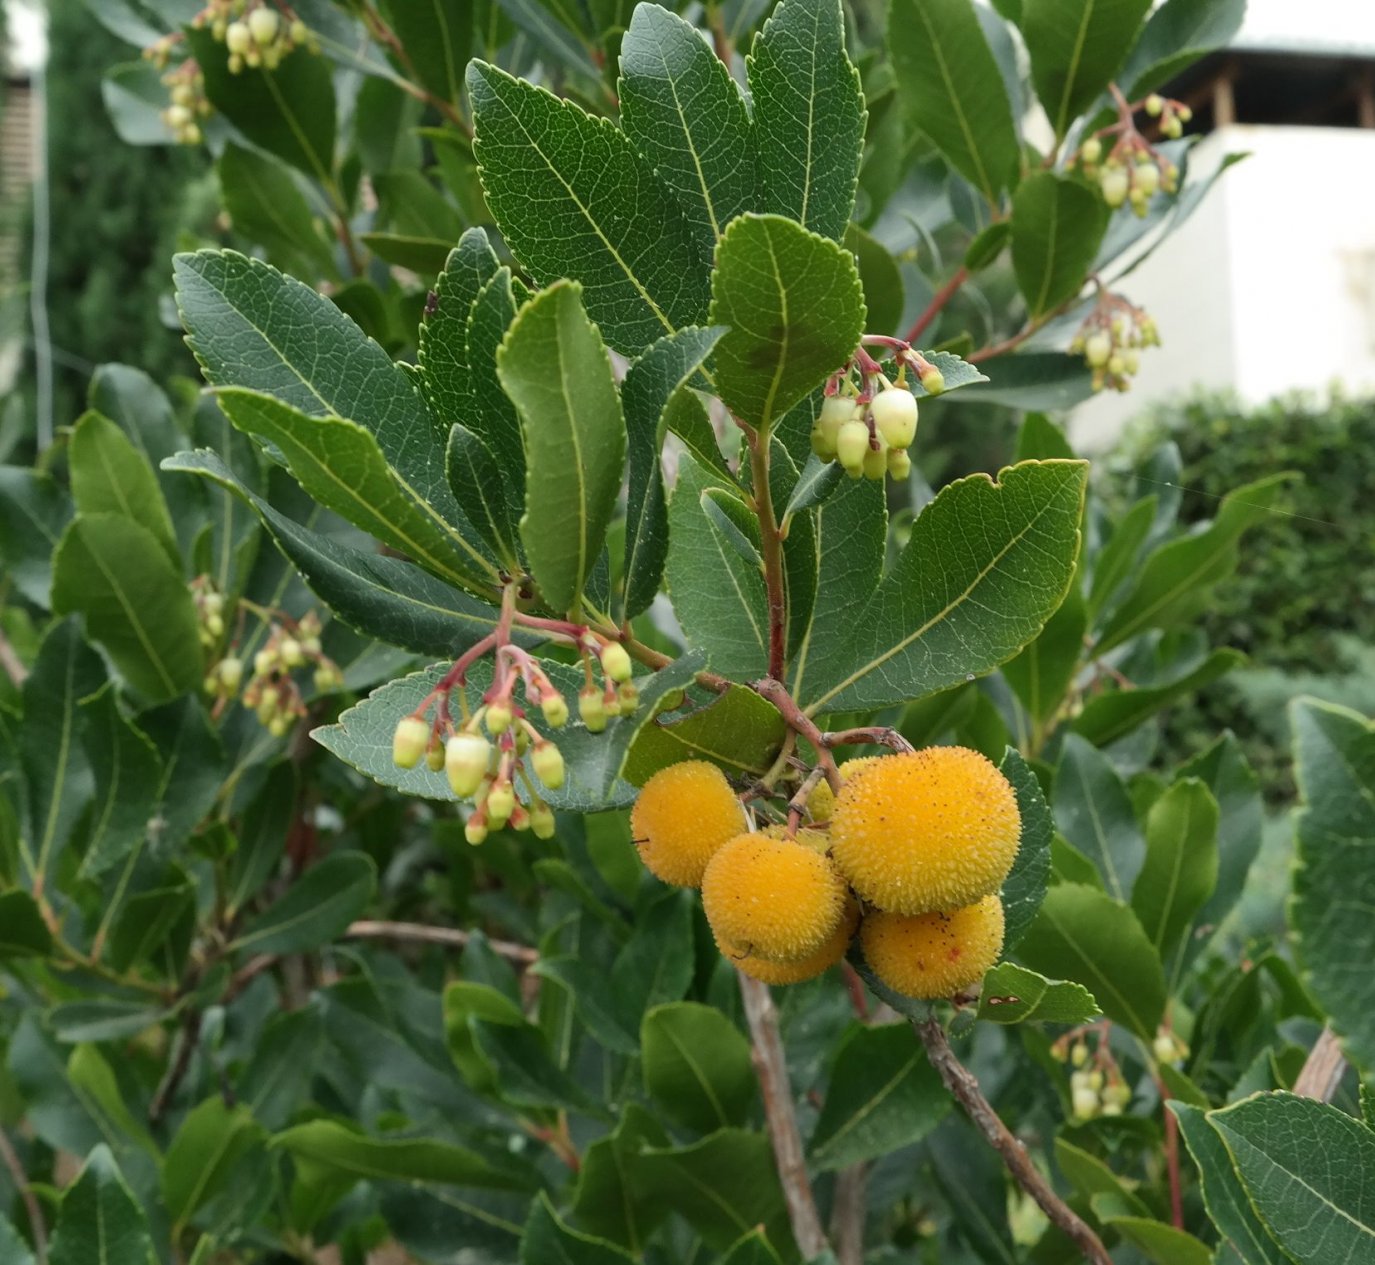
(1021, 0), (1152, 137)
(164, 449), (506, 658)
(1016, 882), (1165, 1038)
(976, 962), (1100, 1024)
(1000, 747), (1053, 951)
(748, 0), (864, 241)
(47, 1145), (155, 1265)
(68, 411), (178, 568)
(845, 222), (905, 336)
(0, 466), (71, 607)
(1011, 173), (1109, 318)
(888, 0), (1021, 204)
(1070, 648), (1242, 747)
(950, 351), (1095, 410)
(231, 853), (376, 955)
(799, 460), (1087, 713)
(0, 1216), (34, 1265)
(1208, 1092), (1375, 1262)
(1102, 1217), (1211, 1265)
(163, 1097), (267, 1225)
(1290, 698), (1375, 1070)
(239, 1006), (325, 1131)
(77, 686), (161, 878)
(709, 214), (866, 434)
(0, 891), (53, 959)
(622, 326), (726, 619)
(379, 0), (471, 106)
(446, 423), (520, 568)
(622, 683), (787, 785)
(1001, 587), (1087, 729)
(1053, 733), (1144, 900)
(641, 1002), (755, 1134)
(218, 142), (338, 281)
(809, 1023), (948, 1169)
(572, 1104), (670, 1250)
(51, 514), (203, 703)
(188, 28), (335, 181)
(497, 281), (627, 614)
(467, 60), (708, 354)
(618, 4), (756, 262)
(1120, 0), (1246, 96)
(523, 1192), (636, 1264)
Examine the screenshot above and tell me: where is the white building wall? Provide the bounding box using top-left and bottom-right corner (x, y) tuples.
(1070, 125), (1375, 451)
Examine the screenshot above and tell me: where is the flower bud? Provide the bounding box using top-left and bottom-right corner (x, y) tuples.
(280, 637), (304, 667)
(313, 664), (341, 692)
(392, 716), (430, 769)
(530, 802), (556, 840)
(918, 365), (945, 396)
(1072, 1087), (1100, 1120)
(1103, 1081), (1132, 1108)
(871, 386), (918, 449)
(465, 816), (488, 846)
(166, 103), (193, 129)
(1079, 136), (1103, 165)
(225, 20), (252, 53)
(508, 803), (531, 832)
(254, 649), (274, 677)
(445, 732), (491, 797)
(580, 687), (607, 733)
(1145, 93), (1164, 117)
(425, 739), (445, 772)
(248, 5), (280, 45)
(617, 681), (639, 714)
(206, 613), (225, 639)
(1100, 165), (1129, 209)
(227, 53), (244, 74)
(861, 445), (888, 481)
(541, 692), (569, 728)
(1135, 162), (1160, 197)
(1070, 1042), (1089, 1069)
(1086, 1069), (1104, 1092)
(815, 394), (856, 457)
(486, 781), (516, 827)
(1107, 354), (1125, 376)
(218, 657), (244, 692)
(810, 426), (834, 460)
(485, 702), (513, 735)
(268, 713), (291, 737)
(290, 18), (308, 42)
(1162, 115), (1183, 140)
(1101, 1101), (1123, 1117)
(1084, 331), (1113, 368)
(887, 448), (912, 480)
(601, 641), (633, 683)
(835, 419), (870, 473)
(1153, 1032), (1181, 1064)
(531, 741), (565, 790)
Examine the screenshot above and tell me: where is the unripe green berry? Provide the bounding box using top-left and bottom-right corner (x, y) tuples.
(541, 693), (569, 728)
(887, 448), (912, 480)
(601, 641), (633, 683)
(1084, 331), (1112, 368)
(531, 741), (565, 790)
(530, 802), (556, 840)
(862, 445), (888, 480)
(486, 781), (515, 827)
(248, 5), (279, 45)
(485, 702), (513, 735)
(580, 687), (607, 733)
(446, 732), (491, 797)
(226, 20), (252, 53)
(871, 386), (918, 448)
(835, 419), (870, 473)
(392, 716), (430, 769)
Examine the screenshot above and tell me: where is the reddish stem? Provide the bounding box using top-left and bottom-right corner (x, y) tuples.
(904, 266), (970, 345)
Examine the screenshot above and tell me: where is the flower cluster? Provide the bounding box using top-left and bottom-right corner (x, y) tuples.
(1052, 1029), (1134, 1121)
(1074, 91), (1191, 218)
(810, 339), (945, 482)
(158, 63), (211, 145)
(1070, 291), (1159, 393)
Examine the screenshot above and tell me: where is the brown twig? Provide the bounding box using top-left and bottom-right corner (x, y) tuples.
(1293, 1024), (1347, 1102)
(0, 1126), (46, 1263)
(738, 972), (830, 1259)
(150, 1008), (203, 1124)
(914, 1014), (1112, 1265)
(752, 678), (842, 793)
(831, 1163), (867, 1265)
(904, 266), (969, 345)
(345, 920), (538, 964)
(821, 727), (915, 753)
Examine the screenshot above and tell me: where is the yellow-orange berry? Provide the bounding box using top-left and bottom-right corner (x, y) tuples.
(630, 761), (746, 887)
(805, 756), (880, 823)
(721, 898), (860, 985)
(829, 747), (1020, 915)
(860, 896), (1004, 998)
(702, 833), (848, 963)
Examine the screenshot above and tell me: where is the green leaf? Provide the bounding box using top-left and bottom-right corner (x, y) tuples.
(800, 460), (1087, 713)
(66, 1044), (156, 1154)
(1290, 698), (1375, 1070)
(217, 143), (338, 282)
(976, 962), (1100, 1024)
(1010, 173), (1109, 318)
(950, 351), (1094, 410)
(748, 0), (865, 241)
(173, 251), (488, 570)
(1021, 0), (1153, 137)
(497, 281), (627, 613)
(1094, 474), (1292, 653)
(51, 515), (203, 703)
(467, 60), (708, 354)
(382, 1186), (526, 1262)
(641, 1003), (755, 1135)
(1171, 1103), (1290, 1265)
(1129, 778), (1219, 987)
(1000, 747), (1053, 951)
(665, 455), (770, 681)
(572, 1104), (670, 1250)
(1016, 882), (1166, 1038)
(1120, 0), (1246, 96)
(524, 1192), (636, 1264)
(1055, 1137), (1149, 1214)
(1070, 647), (1243, 747)
(78, 686), (161, 878)
(446, 423), (520, 567)
(216, 387), (497, 593)
(1208, 1092), (1375, 1262)
(629, 1129), (793, 1253)
(472, 1017), (605, 1116)
(239, 1007), (325, 1131)
(784, 455), (844, 518)
(378, 0), (470, 106)
(709, 214), (866, 434)
(1086, 495), (1157, 622)
(809, 1023), (948, 1170)
(1001, 588), (1087, 729)
(273, 1118), (525, 1189)
(0, 891), (53, 959)
(164, 449), (507, 658)
(188, 29), (335, 182)
(1101, 1218), (1211, 1265)
(0, 466), (71, 607)
(163, 1097), (267, 1226)
(618, 4), (756, 262)
(622, 326), (726, 619)
(888, 0), (1021, 205)
(720, 1229), (784, 1265)
(0, 1215), (34, 1265)
(623, 683), (788, 785)
(464, 267), (529, 523)
(845, 223), (905, 336)
(1053, 733), (1144, 900)
(47, 1145), (155, 1265)
(231, 853), (375, 955)
(68, 411), (179, 568)
(107, 881), (194, 976)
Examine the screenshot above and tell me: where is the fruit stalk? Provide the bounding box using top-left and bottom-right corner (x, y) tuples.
(914, 1014), (1113, 1265)
(739, 972), (831, 1259)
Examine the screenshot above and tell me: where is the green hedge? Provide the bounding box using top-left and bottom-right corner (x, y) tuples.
(1109, 390), (1375, 798)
